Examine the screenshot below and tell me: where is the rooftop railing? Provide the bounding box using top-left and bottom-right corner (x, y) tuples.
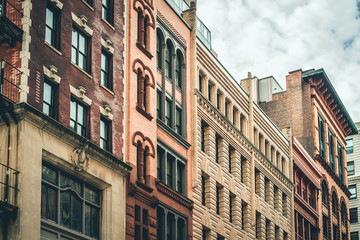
(0, 0), (23, 29)
(0, 58), (21, 103)
(164, 0), (190, 17)
(196, 17), (211, 50)
(0, 162), (19, 208)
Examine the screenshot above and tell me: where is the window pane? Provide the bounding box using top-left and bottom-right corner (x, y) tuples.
(72, 29), (77, 48)
(43, 81), (53, 103)
(60, 191), (71, 228)
(85, 204), (99, 238)
(60, 174), (82, 196)
(41, 228), (58, 240)
(79, 35), (86, 54)
(42, 165), (57, 184)
(77, 104), (84, 126)
(45, 27), (53, 44)
(85, 186), (100, 204)
(71, 195), (82, 232)
(71, 47), (77, 63)
(46, 8), (54, 28)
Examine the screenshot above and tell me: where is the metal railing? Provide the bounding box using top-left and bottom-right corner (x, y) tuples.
(0, 58), (21, 103)
(0, 162), (19, 207)
(0, 0), (23, 29)
(165, 0), (190, 17)
(196, 17), (211, 50)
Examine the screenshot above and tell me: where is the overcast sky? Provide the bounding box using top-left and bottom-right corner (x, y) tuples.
(197, 0), (360, 123)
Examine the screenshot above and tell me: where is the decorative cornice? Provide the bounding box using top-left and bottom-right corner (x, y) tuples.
(157, 119), (191, 149)
(314, 154), (350, 197)
(128, 183), (158, 208)
(155, 180), (193, 209)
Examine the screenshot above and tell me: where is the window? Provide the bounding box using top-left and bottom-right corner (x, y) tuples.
(137, 144), (148, 184)
(338, 143), (344, 183)
(225, 101), (229, 118)
(175, 107), (182, 135)
(45, 4), (60, 49)
(229, 194), (234, 223)
(135, 205), (149, 240)
(216, 91), (220, 109)
(157, 90), (162, 119)
(201, 122), (206, 152)
(322, 181), (329, 207)
(215, 135), (220, 163)
(43, 79), (56, 118)
(208, 82), (212, 100)
(198, 74), (203, 93)
(83, 0), (93, 6)
(318, 114), (325, 159)
(72, 27), (89, 73)
(282, 193), (287, 217)
(41, 164), (100, 239)
(157, 31), (163, 70)
(165, 97), (172, 127)
(348, 161), (355, 176)
(329, 129), (335, 170)
(241, 156), (246, 183)
(350, 208), (358, 223)
(201, 175), (206, 206)
(165, 42), (172, 79)
(265, 178), (270, 203)
(175, 53), (182, 89)
(137, 70), (147, 111)
(101, 50), (112, 90)
(256, 212), (260, 239)
(323, 214), (329, 238)
(241, 203), (246, 230)
(102, 0), (113, 24)
(341, 202), (347, 224)
(157, 206), (187, 240)
(351, 232), (359, 240)
(255, 169), (260, 195)
(216, 185), (220, 215)
(332, 193), (338, 215)
(228, 146), (233, 173)
(70, 98), (87, 137)
(347, 139), (354, 154)
(100, 117), (110, 151)
(157, 145), (186, 195)
(137, 10), (149, 49)
(350, 185), (357, 199)
(202, 228), (208, 240)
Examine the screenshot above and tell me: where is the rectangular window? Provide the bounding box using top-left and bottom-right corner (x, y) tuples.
(157, 90), (162, 119)
(229, 194), (233, 223)
(72, 27), (89, 73)
(347, 139), (354, 154)
(157, 206), (187, 240)
(156, 35), (162, 70)
(348, 161), (355, 176)
(265, 178), (270, 203)
(228, 147), (233, 173)
(201, 122), (206, 152)
(338, 142), (344, 183)
(216, 186), (220, 215)
(100, 117), (110, 151)
(70, 98), (87, 137)
(102, 0), (113, 24)
(215, 135), (220, 163)
(208, 82), (211, 100)
(225, 101), (229, 118)
(350, 185), (357, 200)
(199, 74), (202, 93)
(323, 214), (329, 238)
(45, 4), (60, 49)
(255, 169), (260, 195)
(43, 79), (56, 118)
(41, 164), (100, 239)
(329, 129), (335, 170)
(175, 55), (181, 89)
(241, 156), (246, 183)
(175, 106), (182, 135)
(165, 98), (172, 127)
(201, 175), (206, 206)
(318, 114), (325, 159)
(351, 232), (359, 240)
(350, 208), (358, 223)
(217, 92), (220, 109)
(101, 50), (112, 90)
(241, 203), (246, 230)
(158, 145), (186, 195)
(134, 205), (149, 240)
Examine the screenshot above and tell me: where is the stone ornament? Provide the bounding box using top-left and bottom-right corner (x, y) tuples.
(71, 142), (89, 171)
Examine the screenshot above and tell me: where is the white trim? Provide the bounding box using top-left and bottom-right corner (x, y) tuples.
(71, 13), (93, 36)
(43, 65), (61, 84)
(69, 85), (92, 106)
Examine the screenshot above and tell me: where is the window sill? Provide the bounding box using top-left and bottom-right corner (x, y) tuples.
(157, 119), (190, 149)
(136, 42), (153, 59)
(136, 105), (153, 121)
(136, 180), (154, 193)
(100, 84), (114, 96)
(44, 41), (62, 56)
(80, 0), (94, 11)
(101, 18), (115, 30)
(70, 62), (92, 79)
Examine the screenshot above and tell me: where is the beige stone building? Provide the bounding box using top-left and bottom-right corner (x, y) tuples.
(183, 5), (294, 239)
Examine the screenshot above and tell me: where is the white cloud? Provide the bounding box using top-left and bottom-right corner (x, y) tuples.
(197, 0), (360, 123)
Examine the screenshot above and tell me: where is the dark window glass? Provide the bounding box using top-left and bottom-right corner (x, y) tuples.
(347, 139), (354, 154)
(215, 136), (220, 163)
(323, 215), (329, 238)
(228, 147), (233, 173)
(350, 208), (358, 223)
(351, 232), (359, 240)
(72, 28), (89, 73)
(157, 146), (164, 181)
(201, 123), (205, 152)
(348, 161), (355, 176)
(318, 115), (325, 159)
(229, 194), (233, 223)
(201, 175), (206, 206)
(70, 98), (87, 137)
(165, 43), (172, 79)
(45, 5), (60, 49)
(143, 17), (148, 49)
(175, 54), (182, 89)
(102, 0), (113, 24)
(165, 98), (172, 127)
(338, 143), (344, 183)
(177, 162), (184, 194)
(217, 92), (220, 109)
(241, 203), (245, 230)
(329, 129), (335, 170)
(157, 206), (186, 240)
(101, 50), (112, 90)
(157, 90), (162, 119)
(350, 185), (357, 200)
(216, 186), (220, 215)
(100, 117), (110, 151)
(208, 83), (211, 100)
(43, 80), (56, 118)
(225, 101), (229, 118)
(199, 74), (202, 92)
(41, 164), (100, 239)
(167, 153), (174, 188)
(322, 181), (328, 206)
(175, 107), (182, 135)
(134, 205), (149, 240)
(157, 33), (162, 70)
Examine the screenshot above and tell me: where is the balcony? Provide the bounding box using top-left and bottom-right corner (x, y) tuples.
(0, 162), (19, 215)
(196, 17), (211, 50)
(0, 0), (23, 46)
(0, 58), (21, 103)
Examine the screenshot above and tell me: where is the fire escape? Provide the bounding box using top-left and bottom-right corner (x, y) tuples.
(0, 0), (22, 234)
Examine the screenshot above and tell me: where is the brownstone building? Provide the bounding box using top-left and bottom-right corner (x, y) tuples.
(293, 136), (322, 239)
(0, 0), (131, 239)
(125, 0), (193, 239)
(259, 69), (358, 239)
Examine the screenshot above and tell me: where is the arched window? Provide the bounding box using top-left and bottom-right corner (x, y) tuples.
(143, 76), (147, 111)
(137, 10), (143, 43)
(143, 147), (148, 183)
(175, 52), (182, 89)
(136, 142), (143, 181)
(137, 69), (144, 109)
(322, 181), (328, 207)
(341, 202), (347, 224)
(332, 192), (338, 215)
(144, 16), (149, 49)
(156, 31), (163, 70)
(165, 41), (172, 79)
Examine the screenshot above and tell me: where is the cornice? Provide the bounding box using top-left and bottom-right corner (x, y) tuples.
(155, 180), (193, 210)
(11, 103), (131, 176)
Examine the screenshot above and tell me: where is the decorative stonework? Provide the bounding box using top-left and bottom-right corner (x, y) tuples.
(71, 13), (93, 36)
(43, 65), (61, 84)
(71, 142), (90, 171)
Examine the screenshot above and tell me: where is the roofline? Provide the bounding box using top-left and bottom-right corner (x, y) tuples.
(302, 69), (358, 136)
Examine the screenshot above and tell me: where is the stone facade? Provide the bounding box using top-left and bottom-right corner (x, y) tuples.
(346, 122), (360, 239)
(259, 69), (358, 240)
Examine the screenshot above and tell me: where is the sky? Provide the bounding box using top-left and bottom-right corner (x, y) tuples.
(197, 0), (360, 123)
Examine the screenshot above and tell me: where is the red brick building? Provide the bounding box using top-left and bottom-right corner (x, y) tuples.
(293, 136), (322, 239)
(125, 0), (193, 239)
(0, 0), (131, 238)
(259, 69), (358, 240)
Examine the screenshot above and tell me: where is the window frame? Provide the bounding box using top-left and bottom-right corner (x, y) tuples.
(348, 161), (355, 176)
(318, 114), (325, 159)
(102, 0), (113, 25)
(43, 79), (57, 119)
(101, 49), (112, 90)
(100, 117), (111, 152)
(134, 205), (149, 240)
(71, 27), (90, 73)
(350, 208), (358, 223)
(349, 185), (357, 200)
(45, 3), (61, 50)
(347, 139), (354, 154)
(70, 97), (88, 137)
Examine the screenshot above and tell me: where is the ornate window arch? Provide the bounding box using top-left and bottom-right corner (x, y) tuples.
(134, 0), (155, 52)
(321, 180), (329, 207)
